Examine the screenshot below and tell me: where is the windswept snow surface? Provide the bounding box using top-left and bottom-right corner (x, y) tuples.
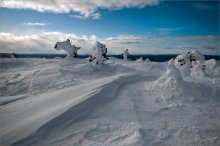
(0, 58), (220, 146)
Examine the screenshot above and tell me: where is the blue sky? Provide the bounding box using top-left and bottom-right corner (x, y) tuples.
(0, 0), (219, 55)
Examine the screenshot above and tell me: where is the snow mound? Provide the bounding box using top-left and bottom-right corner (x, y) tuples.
(145, 58), (150, 62)
(203, 59), (218, 77)
(190, 60), (206, 77)
(136, 57), (144, 62)
(153, 59), (184, 100)
(1, 57), (220, 146)
(153, 52), (219, 103)
(204, 59), (216, 71)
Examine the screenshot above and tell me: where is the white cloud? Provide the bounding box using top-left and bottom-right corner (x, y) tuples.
(101, 35), (144, 54)
(0, 32), (97, 54)
(173, 35), (220, 42)
(70, 13), (101, 19)
(0, 0), (160, 19)
(70, 14), (89, 19)
(106, 35), (144, 44)
(23, 22), (49, 26)
(165, 45), (220, 55)
(0, 32), (145, 54)
(166, 45), (219, 51)
(158, 27), (182, 35)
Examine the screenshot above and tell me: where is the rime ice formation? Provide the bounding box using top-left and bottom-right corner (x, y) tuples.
(204, 59), (217, 74)
(54, 39), (81, 59)
(153, 50), (219, 101)
(186, 50), (206, 76)
(187, 50), (205, 62)
(89, 41), (108, 67)
(174, 54), (191, 76)
(10, 53), (16, 59)
(145, 58), (150, 62)
(190, 60), (206, 77)
(173, 50), (217, 77)
(122, 49), (129, 61)
(136, 57), (144, 62)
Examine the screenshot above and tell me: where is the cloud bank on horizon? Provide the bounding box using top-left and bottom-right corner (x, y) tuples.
(1, 32), (219, 55)
(0, 0), (219, 55)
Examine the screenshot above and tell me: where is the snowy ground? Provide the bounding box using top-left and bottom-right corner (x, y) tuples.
(0, 58), (220, 146)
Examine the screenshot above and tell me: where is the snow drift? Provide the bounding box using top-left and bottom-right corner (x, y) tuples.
(0, 53), (219, 146)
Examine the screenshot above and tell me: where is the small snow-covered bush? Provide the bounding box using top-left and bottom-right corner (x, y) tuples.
(174, 54), (191, 76)
(187, 50), (205, 62)
(204, 59), (216, 71)
(190, 60), (206, 77)
(174, 50), (216, 77)
(122, 49), (129, 61)
(136, 57), (144, 62)
(145, 58), (150, 62)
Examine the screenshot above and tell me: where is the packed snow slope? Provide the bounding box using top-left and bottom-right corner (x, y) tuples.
(0, 57), (220, 146)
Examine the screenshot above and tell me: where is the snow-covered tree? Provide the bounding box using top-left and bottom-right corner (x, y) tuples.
(89, 41), (108, 67)
(54, 39), (81, 59)
(122, 49), (129, 61)
(187, 50), (205, 62)
(174, 50), (214, 77)
(10, 53), (16, 59)
(174, 54), (191, 76)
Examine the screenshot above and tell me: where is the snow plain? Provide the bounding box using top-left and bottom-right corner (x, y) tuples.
(0, 57), (220, 146)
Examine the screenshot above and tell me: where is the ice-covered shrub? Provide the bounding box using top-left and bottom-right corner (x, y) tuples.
(54, 39), (81, 59)
(89, 41), (108, 67)
(174, 54), (191, 76)
(185, 50), (207, 77)
(122, 49), (129, 61)
(187, 50), (205, 62)
(10, 53), (16, 59)
(204, 59), (216, 72)
(152, 50), (219, 103)
(173, 50), (216, 77)
(145, 58), (150, 62)
(190, 60), (206, 77)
